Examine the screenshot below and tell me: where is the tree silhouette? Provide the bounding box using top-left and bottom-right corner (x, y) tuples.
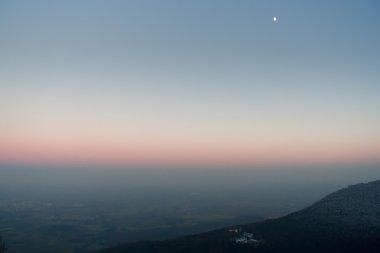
(0, 234), (7, 253)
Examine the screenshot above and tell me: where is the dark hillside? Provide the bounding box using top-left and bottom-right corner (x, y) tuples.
(99, 180), (380, 253)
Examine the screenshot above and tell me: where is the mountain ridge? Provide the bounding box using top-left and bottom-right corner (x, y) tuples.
(98, 180), (380, 253)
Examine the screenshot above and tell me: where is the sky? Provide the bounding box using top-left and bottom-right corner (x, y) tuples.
(0, 0), (379, 167)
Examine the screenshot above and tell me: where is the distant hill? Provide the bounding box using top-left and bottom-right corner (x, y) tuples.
(98, 180), (380, 253)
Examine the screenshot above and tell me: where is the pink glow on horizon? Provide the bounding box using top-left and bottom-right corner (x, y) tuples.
(1, 136), (379, 167)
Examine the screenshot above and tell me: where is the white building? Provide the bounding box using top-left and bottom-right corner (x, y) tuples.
(234, 232), (259, 245)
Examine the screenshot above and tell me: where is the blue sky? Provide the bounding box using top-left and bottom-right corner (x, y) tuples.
(0, 0), (379, 165)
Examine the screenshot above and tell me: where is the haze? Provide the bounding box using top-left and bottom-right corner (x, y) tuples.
(0, 1), (379, 252)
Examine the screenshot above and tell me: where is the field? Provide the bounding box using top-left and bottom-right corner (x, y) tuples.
(0, 187), (266, 253)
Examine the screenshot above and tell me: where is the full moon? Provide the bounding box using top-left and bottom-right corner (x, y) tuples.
(273, 17), (277, 22)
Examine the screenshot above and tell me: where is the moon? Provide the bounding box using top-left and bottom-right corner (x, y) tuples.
(273, 17), (277, 22)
